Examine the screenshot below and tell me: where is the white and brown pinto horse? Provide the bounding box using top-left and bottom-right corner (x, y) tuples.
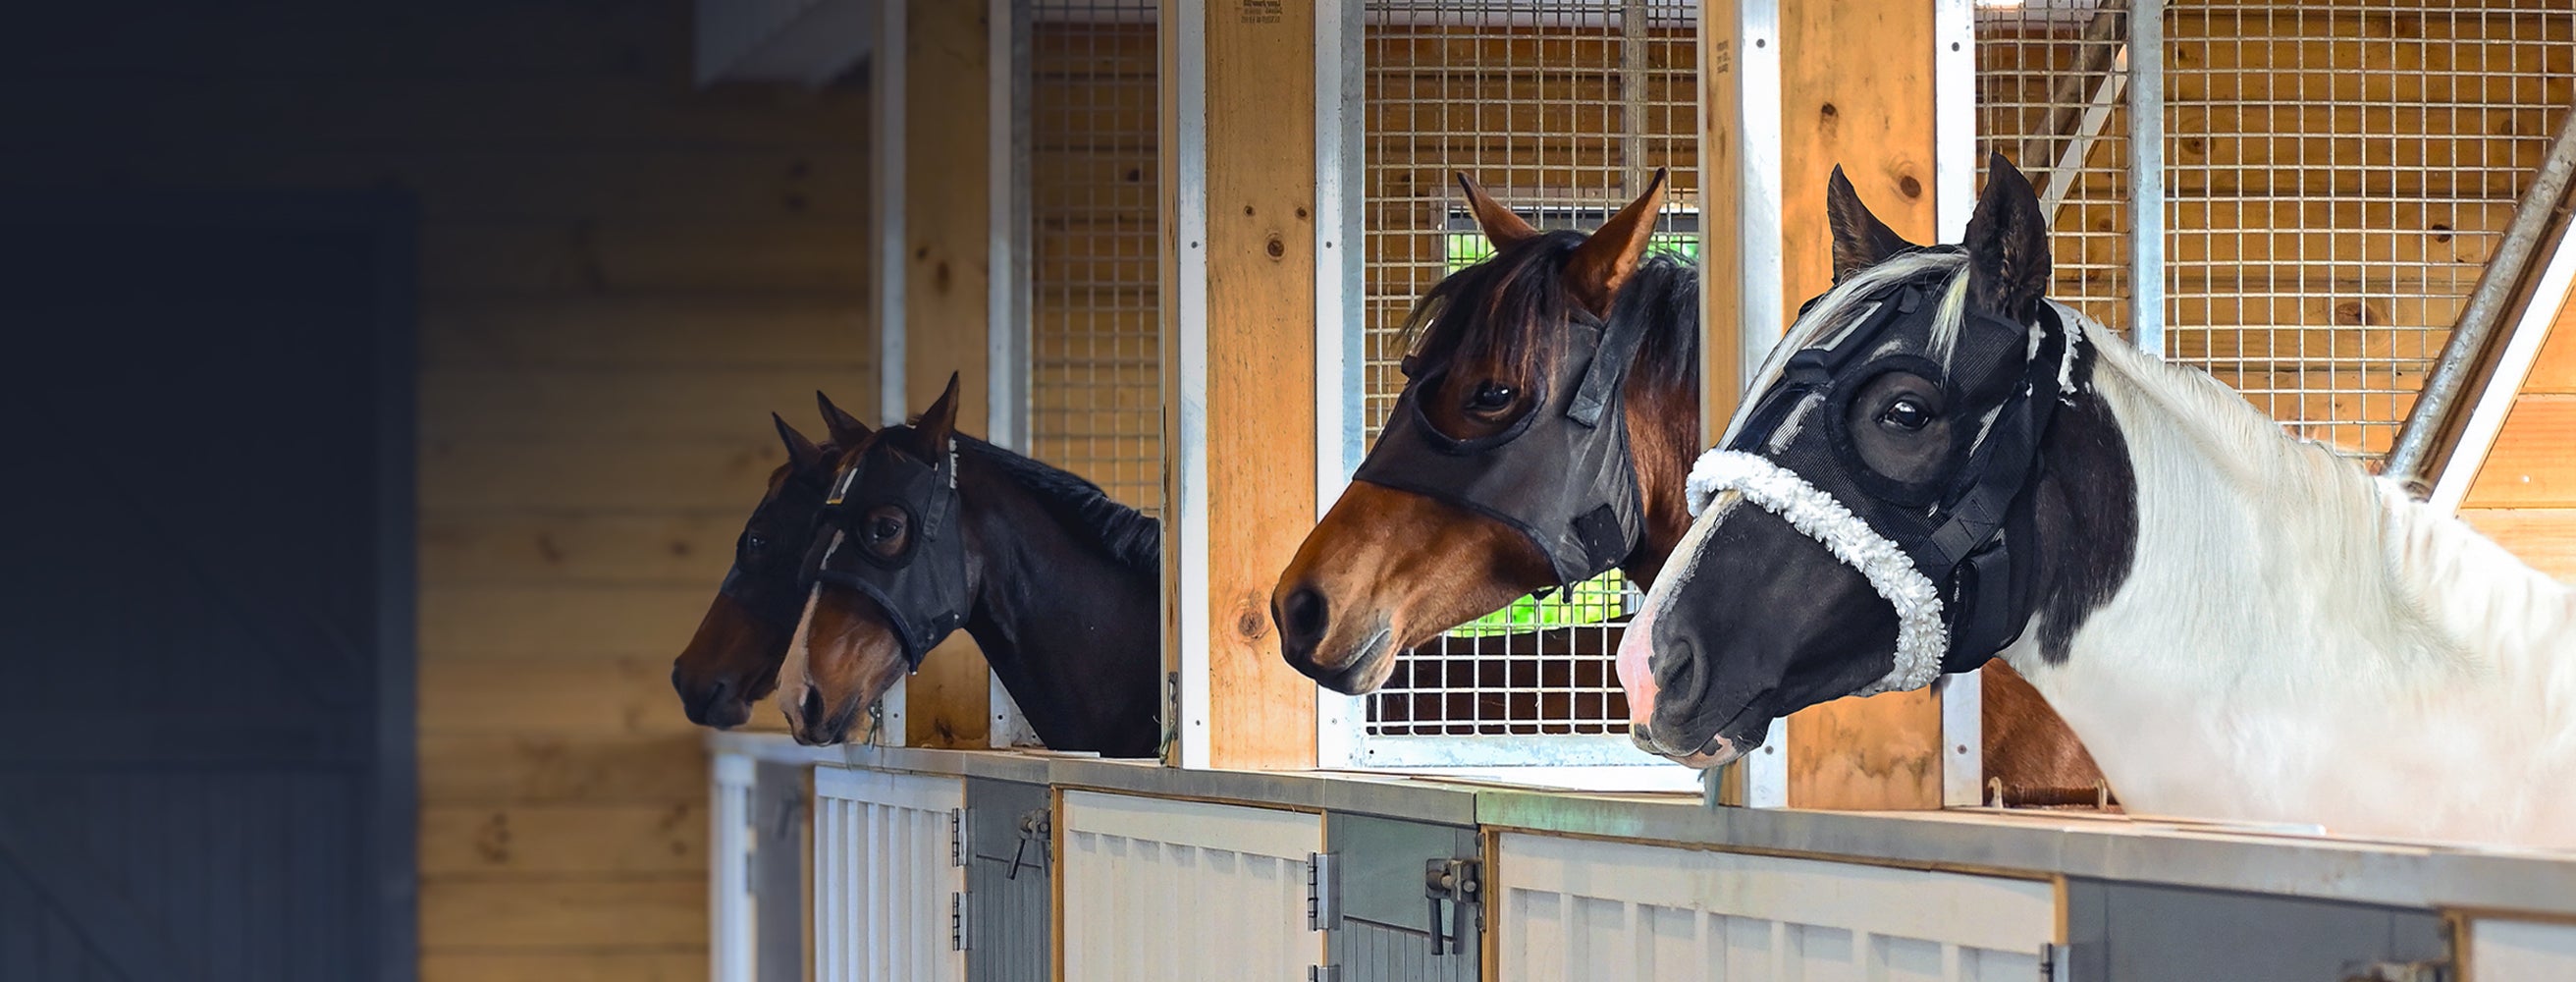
(1621, 153), (2576, 849)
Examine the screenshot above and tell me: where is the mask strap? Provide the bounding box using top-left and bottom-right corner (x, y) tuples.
(1567, 310), (1650, 427)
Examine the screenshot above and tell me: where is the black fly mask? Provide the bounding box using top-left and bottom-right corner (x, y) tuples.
(1352, 304), (1653, 590)
(1689, 250), (2080, 693)
(808, 439), (972, 671)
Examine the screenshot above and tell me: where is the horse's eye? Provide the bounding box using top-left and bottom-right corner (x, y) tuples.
(861, 505), (910, 558)
(1468, 381), (1516, 412)
(1877, 397), (1932, 432)
(744, 532), (769, 555)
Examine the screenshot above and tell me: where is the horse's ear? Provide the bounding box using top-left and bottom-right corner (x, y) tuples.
(815, 390), (871, 447)
(1827, 165), (1920, 283)
(774, 413), (826, 471)
(1456, 172), (1540, 250)
(1962, 151), (2052, 321)
(1565, 167), (1669, 319)
(914, 371), (963, 451)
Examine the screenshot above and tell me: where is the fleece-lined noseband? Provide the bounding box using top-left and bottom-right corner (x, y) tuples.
(1690, 264), (2075, 694)
(808, 440), (971, 671)
(1352, 304), (1653, 589)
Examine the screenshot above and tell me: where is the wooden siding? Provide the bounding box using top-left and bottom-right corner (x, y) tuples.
(2461, 297), (2576, 578)
(0, 2), (876, 977)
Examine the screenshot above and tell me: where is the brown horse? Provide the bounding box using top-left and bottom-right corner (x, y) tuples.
(777, 376), (1161, 755)
(1272, 173), (2107, 799)
(671, 392), (869, 729)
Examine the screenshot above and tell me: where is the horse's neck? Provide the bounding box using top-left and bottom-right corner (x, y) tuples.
(2010, 331), (2576, 843)
(954, 461), (1162, 756)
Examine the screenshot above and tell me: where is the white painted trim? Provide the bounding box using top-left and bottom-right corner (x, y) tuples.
(2467, 917), (2576, 978)
(2432, 224), (2576, 515)
(1732, 0), (1785, 393)
(710, 751), (756, 982)
(872, 0), (910, 746)
(986, 0), (1036, 750)
(1168, 0), (1213, 769)
(1934, 0), (1983, 808)
(1313, 0), (1366, 770)
(2127, 0), (2166, 358)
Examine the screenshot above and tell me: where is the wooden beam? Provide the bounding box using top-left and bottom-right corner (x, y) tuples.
(1161, 0), (1319, 770)
(1773, 0), (1946, 811)
(898, 0), (993, 748)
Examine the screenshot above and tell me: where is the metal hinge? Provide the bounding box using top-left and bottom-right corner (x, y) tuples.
(948, 808), (967, 867)
(2038, 943), (2066, 982)
(1306, 851), (1339, 930)
(1307, 966), (1340, 982)
(950, 892), (969, 951)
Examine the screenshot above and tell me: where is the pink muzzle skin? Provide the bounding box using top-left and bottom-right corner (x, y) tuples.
(1616, 598), (1745, 770)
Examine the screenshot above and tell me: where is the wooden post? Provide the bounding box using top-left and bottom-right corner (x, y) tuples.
(1701, 0), (1952, 809)
(1160, 0), (1319, 770)
(898, 0), (993, 748)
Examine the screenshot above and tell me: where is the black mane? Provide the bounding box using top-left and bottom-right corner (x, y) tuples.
(1400, 229), (1699, 393)
(956, 435), (1161, 574)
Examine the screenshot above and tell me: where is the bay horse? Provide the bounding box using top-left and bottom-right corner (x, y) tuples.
(1275, 170), (2108, 798)
(671, 392), (870, 728)
(776, 374), (1162, 756)
(1623, 153), (2576, 847)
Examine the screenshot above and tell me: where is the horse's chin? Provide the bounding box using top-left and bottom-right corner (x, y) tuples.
(1312, 627), (1397, 694)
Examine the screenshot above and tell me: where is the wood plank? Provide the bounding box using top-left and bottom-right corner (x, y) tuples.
(2458, 509), (2576, 581)
(2522, 297), (2576, 394)
(419, 803), (703, 877)
(423, 366), (860, 441)
(1182, 0), (1320, 769)
(422, 952), (705, 982)
(0, 147), (874, 223)
(420, 657), (707, 736)
(0, 76), (871, 152)
(419, 585), (718, 662)
(419, 734), (706, 807)
(1700, 0), (1747, 429)
(422, 220), (872, 295)
(423, 294), (875, 370)
(421, 510), (743, 587)
(420, 878), (704, 950)
(421, 437), (786, 512)
(1775, 0), (1944, 811)
(2464, 396), (2576, 508)
(896, 0), (994, 749)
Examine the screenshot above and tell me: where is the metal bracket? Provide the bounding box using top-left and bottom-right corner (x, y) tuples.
(1306, 851), (1339, 931)
(1423, 857), (1482, 956)
(1007, 806), (1051, 881)
(2039, 942), (2065, 982)
(950, 891), (969, 951)
(948, 808), (967, 867)
(1307, 966), (1340, 982)
(2342, 960), (2452, 982)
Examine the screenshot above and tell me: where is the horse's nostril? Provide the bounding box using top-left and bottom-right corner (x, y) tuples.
(798, 686), (825, 727)
(704, 678), (733, 707)
(1280, 587), (1329, 648)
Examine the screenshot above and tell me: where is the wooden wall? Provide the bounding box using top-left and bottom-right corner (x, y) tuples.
(0, 3), (875, 978)
(2460, 300), (2576, 578)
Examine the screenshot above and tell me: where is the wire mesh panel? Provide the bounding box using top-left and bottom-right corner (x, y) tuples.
(2161, 1), (2575, 462)
(1030, 0), (1162, 514)
(1358, 0), (1698, 752)
(1976, 0), (2138, 334)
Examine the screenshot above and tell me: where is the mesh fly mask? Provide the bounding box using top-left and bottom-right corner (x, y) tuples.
(1350, 304), (1654, 589)
(808, 439), (972, 671)
(1688, 259), (2080, 694)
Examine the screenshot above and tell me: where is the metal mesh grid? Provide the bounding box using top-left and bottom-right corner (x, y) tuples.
(1977, 0), (2138, 335)
(1360, 0), (1698, 737)
(1029, 0), (1163, 514)
(2160, 1), (2576, 461)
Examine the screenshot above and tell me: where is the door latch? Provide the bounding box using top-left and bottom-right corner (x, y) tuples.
(1423, 857), (1481, 956)
(1006, 807), (1051, 880)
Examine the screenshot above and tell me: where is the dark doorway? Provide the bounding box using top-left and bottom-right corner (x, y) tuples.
(0, 195), (416, 981)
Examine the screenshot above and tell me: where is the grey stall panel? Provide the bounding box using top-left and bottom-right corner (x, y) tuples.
(2065, 878), (2447, 982)
(1327, 812), (1480, 982)
(751, 761), (807, 982)
(966, 778), (1051, 982)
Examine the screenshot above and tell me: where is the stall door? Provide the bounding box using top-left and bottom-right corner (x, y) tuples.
(812, 767), (968, 982)
(1325, 813), (1481, 982)
(964, 778), (1051, 982)
(1059, 791), (1325, 982)
(0, 196), (414, 981)
(1492, 832), (2057, 982)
